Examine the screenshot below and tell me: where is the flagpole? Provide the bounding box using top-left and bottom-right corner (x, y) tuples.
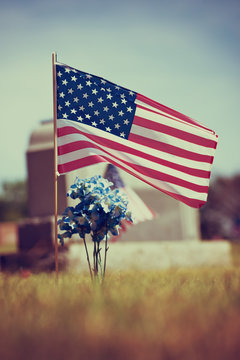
(52, 52), (59, 279)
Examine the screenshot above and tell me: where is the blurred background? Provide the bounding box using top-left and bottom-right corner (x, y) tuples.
(0, 0), (239, 244)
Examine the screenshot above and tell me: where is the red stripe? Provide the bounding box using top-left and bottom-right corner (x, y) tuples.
(137, 93), (213, 133)
(58, 127), (211, 178)
(137, 103), (200, 130)
(161, 193), (205, 208)
(58, 155), (106, 173)
(58, 154), (206, 208)
(133, 115), (217, 148)
(126, 161), (208, 193)
(129, 133), (213, 163)
(58, 140), (208, 193)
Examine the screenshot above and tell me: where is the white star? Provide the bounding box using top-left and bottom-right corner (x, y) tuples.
(92, 89), (98, 95)
(115, 123), (120, 129)
(109, 115), (114, 120)
(65, 68), (71, 73)
(106, 88), (111, 92)
(92, 121), (97, 126)
(115, 86), (120, 90)
(65, 101), (70, 107)
(112, 102), (118, 108)
(100, 119), (105, 124)
(103, 106), (109, 112)
(120, 93), (125, 98)
(98, 97), (104, 103)
(62, 79), (68, 85)
(86, 74), (92, 79)
(127, 106), (133, 113)
(101, 79), (106, 84)
(106, 93), (113, 100)
(72, 69), (77, 73)
(85, 114), (91, 119)
(74, 97), (79, 102)
(129, 91), (134, 96)
(121, 98), (127, 104)
(77, 84), (83, 90)
(118, 110), (124, 116)
(106, 126), (111, 132)
(100, 87), (106, 92)
(71, 76), (77, 82)
(63, 113), (68, 118)
(86, 80), (92, 86)
(123, 119), (130, 125)
(79, 105), (85, 111)
(58, 105), (62, 111)
(77, 116), (83, 121)
(68, 88), (74, 94)
(59, 92), (65, 98)
(94, 110), (100, 116)
(88, 101), (94, 108)
(71, 109), (77, 114)
(57, 71), (62, 77)
(120, 132), (126, 137)
(83, 93), (89, 99)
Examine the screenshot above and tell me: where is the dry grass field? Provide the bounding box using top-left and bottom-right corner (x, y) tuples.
(1, 260), (240, 360)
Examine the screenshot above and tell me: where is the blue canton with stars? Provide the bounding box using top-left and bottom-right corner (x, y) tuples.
(56, 64), (137, 139)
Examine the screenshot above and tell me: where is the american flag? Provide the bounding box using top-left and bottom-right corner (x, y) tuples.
(55, 61), (218, 209)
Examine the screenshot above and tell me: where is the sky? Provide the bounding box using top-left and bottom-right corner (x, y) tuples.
(0, 0), (239, 185)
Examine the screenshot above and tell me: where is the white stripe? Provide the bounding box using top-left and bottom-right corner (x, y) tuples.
(131, 124), (216, 156)
(57, 119), (212, 171)
(135, 106), (218, 142)
(135, 99), (214, 135)
(58, 132), (210, 186)
(58, 146), (207, 201)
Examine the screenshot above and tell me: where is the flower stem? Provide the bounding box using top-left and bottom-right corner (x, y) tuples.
(103, 233), (108, 280)
(95, 242), (99, 274)
(93, 241), (97, 277)
(83, 235), (93, 280)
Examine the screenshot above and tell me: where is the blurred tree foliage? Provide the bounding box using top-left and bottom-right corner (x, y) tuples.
(200, 174), (240, 240)
(0, 180), (28, 222)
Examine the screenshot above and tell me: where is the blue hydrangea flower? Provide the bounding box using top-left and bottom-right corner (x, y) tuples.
(58, 175), (133, 245)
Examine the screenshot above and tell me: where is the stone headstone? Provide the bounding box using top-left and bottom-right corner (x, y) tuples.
(26, 120), (67, 217)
